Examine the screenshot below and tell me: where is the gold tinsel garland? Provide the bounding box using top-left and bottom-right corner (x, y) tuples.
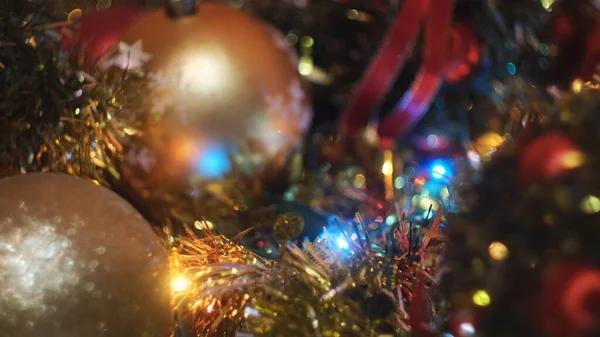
(0, 0), (139, 186)
(171, 218), (440, 337)
(1, 3), (443, 336)
(0, 0), (287, 236)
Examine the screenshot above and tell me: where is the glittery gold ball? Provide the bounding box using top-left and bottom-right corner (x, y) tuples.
(0, 173), (173, 337)
(273, 213), (305, 241)
(114, 3), (311, 180)
(110, 3), (312, 216)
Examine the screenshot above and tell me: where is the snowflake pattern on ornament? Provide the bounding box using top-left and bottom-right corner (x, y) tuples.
(126, 145), (156, 173)
(148, 94), (174, 117)
(102, 40), (152, 72)
(145, 70), (188, 121)
(268, 27), (298, 67)
(285, 80), (312, 131)
(147, 71), (180, 91)
(258, 79), (311, 156)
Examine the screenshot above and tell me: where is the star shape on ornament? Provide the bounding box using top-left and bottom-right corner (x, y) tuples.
(288, 80), (311, 130)
(263, 80), (310, 131)
(265, 94), (284, 117)
(104, 40), (152, 71)
(148, 70), (181, 91)
(289, 80), (305, 105)
(150, 95), (173, 117)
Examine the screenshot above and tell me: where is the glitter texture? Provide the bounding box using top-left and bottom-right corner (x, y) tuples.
(0, 215), (79, 319)
(0, 173), (173, 337)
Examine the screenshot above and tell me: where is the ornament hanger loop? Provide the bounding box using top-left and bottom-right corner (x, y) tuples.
(164, 0), (197, 19)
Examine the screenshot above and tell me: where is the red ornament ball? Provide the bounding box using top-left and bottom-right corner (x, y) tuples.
(518, 132), (584, 185)
(538, 261), (600, 337)
(444, 23), (480, 83)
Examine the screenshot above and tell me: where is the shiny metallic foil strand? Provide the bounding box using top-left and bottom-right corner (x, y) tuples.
(488, 77), (551, 141)
(281, 127), (448, 330)
(172, 229), (271, 337)
(0, 0), (311, 238)
(0, 2), (127, 184)
(172, 216), (444, 337)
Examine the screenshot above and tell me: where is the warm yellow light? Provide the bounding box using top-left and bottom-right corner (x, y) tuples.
(345, 9), (371, 22)
(382, 150), (395, 201)
(561, 151), (585, 170)
(207, 300), (215, 313)
(300, 36), (314, 48)
(194, 220), (215, 231)
(541, 0), (556, 11)
(581, 195), (600, 214)
(180, 49), (232, 95)
(363, 122), (379, 144)
(414, 177), (426, 186)
(572, 79), (584, 93)
(347, 9), (359, 20)
(172, 277), (191, 293)
(472, 132), (505, 157)
(419, 197), (439, 211)
(488, 241), (509, 261)
(298, 56), (314, 76)
(382, 161), (393, 177)
(68, 8), (83, 23)
(473, 290), (491, 307)
(353, 174), (366, 189)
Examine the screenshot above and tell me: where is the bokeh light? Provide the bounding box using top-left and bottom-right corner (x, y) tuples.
(488, 241), (509, 261)
(472, 290), (491, 307)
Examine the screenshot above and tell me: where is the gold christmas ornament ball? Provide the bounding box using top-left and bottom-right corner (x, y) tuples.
(273, 213), (305, 241)
(0, 173), (173, 337)
(108, 3), (312, 189)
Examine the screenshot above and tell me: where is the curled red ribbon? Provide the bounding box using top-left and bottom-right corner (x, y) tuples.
(341, 0), (457, 149)
(340, 0), (429, 138)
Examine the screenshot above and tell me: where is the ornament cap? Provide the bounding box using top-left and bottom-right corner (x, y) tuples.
(164, 0), (197, 18)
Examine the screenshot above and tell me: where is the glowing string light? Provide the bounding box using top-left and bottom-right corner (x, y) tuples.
(336, 238), (349, 250)
(431, 165), (446, 179)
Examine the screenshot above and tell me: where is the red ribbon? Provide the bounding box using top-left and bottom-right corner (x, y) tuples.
(409, 275), (436, 337)
(340, 0), (429, 137)
(341, 0), (456, 148)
